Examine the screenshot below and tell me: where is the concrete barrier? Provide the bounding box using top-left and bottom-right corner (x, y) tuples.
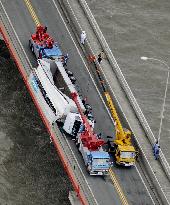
(0, 3), (99, 204)
(59, 0), (170, 204)
(77, 0), (170, 181)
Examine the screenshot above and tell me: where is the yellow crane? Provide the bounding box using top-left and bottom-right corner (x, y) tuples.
(105, 92), (137, 166)
(92, 58), (138, 166)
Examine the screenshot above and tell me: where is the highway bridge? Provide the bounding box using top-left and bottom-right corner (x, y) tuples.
(0, 0), (169, 204)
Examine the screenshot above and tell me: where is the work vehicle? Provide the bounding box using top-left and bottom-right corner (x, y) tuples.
(31, 58), (111, 175)
(33, 59), (84, 129)
(29, 25), (66, 62)
(92, 60), (138, 166)
(72, 92), (111, 175)
(32, 59), (111, 175)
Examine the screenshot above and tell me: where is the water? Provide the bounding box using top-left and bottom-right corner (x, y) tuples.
(86, 0), (170, 159)
(0, 40), (71, 205)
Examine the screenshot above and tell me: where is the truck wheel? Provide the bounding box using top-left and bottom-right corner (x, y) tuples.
(76, 142), (80, 149)
(31, 45), (34, 54)
(29, 40), (32, 48)
(86, 165), (90, 174)
(29, 40), (34, 54)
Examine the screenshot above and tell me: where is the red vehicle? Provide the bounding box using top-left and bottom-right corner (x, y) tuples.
(29, 25), (65, 62)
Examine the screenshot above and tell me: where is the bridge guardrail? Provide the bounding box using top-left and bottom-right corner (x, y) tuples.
(53, 126), (98, 205)
(77, 0), (170, 181)
(0, 3), (98, 204)
(0, 1), (32, 76)
(59, 0), (170, 203)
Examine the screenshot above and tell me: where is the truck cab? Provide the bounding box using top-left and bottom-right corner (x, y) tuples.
(29, 37), (64, 61)
(115, 145), (137, 167)
(63, 112), (82, 137)
(39, 43), (64, 61)
(85, 150), (111, 175)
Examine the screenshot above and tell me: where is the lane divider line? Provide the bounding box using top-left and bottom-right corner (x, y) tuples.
(61, 1), (158, 204)
(22, 0), (126, 204)
(53, 1), (130, 204)
(109, 169), (129, 205)
(19, 0), (96, 204)
(24, 0), (40, 26)
(50, 1), (130, 204)
(0, 8), (88, 205)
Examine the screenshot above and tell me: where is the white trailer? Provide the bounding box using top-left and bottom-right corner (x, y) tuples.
(33, 59), (84, 136)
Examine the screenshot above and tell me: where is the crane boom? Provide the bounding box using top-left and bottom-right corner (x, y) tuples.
(90, 59), (137, 166)
(71, 92), (105, 151)
(104, 92), (131, 145)
(104, 92), (125, 139)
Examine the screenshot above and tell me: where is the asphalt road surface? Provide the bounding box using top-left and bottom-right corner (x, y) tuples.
(0, 0), (157, 204)
(86, 0), (170, 163)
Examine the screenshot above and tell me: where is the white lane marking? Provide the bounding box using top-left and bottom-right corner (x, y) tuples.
(1, 0), (162, 203)
(78, 3), (170, 203)
(62, 133), (99, 205)
(0, 1), (99, 204)
(79, 3), (170, 204)
(135, 165), (156, 205)
(51, 0), (114, 124)
(52, 0), (160, 204)
(64, 1), (170, 204)
(0, 0), (33, 70)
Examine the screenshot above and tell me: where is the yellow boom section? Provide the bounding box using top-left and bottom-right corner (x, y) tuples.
(104, 91), (132, 146)
(104, 92), (125, 139)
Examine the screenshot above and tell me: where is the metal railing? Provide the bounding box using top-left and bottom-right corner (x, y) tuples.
(0, 2), (98, 204)
(0, 1), (32, 76)
(53, 126), (98, 205)
(78, 0), (170, 180)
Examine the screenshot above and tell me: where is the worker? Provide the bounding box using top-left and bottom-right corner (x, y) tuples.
(135, 150), (139, 161)
(107, 139), (112, 152)
(87, 112), (93, 120)
(80, 31), (86, 45)
(153, 140), (160, 160)
(97, 53), (102, 64)
(88, 54), (96, 63)
(85, 104), (92, 112)
(97, 133), (102, 139)
(38, 47), (44, 59)
(100, 51), (105, 59)
(63, 53), (69, 67)
(79, 123), (85, 133)
(84, 109), (89, 116)
(82, 97), (87, 105)
(44, 26), (47, 33)
(97, 51), (106, 64)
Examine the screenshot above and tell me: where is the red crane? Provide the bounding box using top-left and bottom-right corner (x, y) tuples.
(31, 25), (54, 48)
(71, 92), (105, 151)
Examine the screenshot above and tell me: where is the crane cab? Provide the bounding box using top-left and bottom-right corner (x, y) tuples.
(115, 145), (137, 167)
(63, 112), (82, 137)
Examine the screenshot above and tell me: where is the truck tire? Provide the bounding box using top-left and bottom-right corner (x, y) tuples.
(31, 45), (34, 54)
(29, 40), (34, 54)
(76, 142), (80, 149)
(29, 40), (32, 48)
(86, 165), (90, 174)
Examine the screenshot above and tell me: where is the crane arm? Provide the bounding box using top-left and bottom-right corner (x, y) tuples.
(104, 92), (125, 140)
(71, 92), (105, 150)
(91, 60), (130, 142)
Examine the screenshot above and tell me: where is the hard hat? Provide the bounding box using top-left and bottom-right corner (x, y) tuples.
(82, 31), (85, 34)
